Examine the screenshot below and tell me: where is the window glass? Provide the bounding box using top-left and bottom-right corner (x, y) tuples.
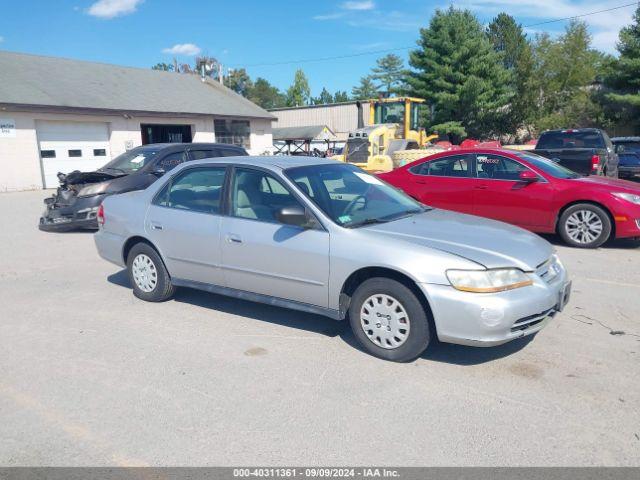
(231, 169), (302, 223)
(514, 152), (579, 179)
(41, 150), (56, 158)
(189, 150), (215, 160)
(101, 147), (160, 173)
(158, 151), (187, 171)
(68, 149), (82, 157)
(476, 154), (528, 180)
(426, 155), (471, 177)
(157, 167), (226, 214)
(537, 131), (605, 149)
(215, 119), (251, 148)
(93, 149), (106, 156)
(286, 163), (424, 228)
(615, 141), (640, 153)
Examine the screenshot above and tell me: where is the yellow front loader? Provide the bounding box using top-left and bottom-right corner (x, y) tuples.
(333, 97), (440, 172)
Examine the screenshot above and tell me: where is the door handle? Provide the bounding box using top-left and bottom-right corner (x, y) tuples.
(415, 179), (426, 184)
(474, 185), (488, 190)
(150, 222), (163, 230)
(226, 233), (242, 244)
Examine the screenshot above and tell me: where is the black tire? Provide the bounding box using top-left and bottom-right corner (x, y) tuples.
(558, 203), (612, 249)
(126, 243), (176, 302)
(348, 277), (431, 362)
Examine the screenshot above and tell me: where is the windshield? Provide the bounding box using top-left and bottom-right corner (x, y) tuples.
(285, 163), (425, 228)
(615, 141), (640, 154)
(101, 148), (160, 173)
(537, 131), (605, 149)
(515, 152), (581, 179)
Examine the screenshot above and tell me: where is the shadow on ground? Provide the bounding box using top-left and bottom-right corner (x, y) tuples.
(108, 269), (533, 365)
(539, 233), (640, 250)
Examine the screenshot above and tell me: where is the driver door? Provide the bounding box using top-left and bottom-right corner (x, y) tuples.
(220, 167), (330, 308)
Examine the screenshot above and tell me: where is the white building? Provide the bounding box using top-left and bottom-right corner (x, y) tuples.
(0, 51), (275, 191)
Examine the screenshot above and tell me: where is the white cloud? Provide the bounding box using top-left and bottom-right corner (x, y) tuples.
(313, 12), (345, 20)
(162, 43), (202, 56)
(342, 0), (375, 10)
(459, 0), (634, 53)
(87, 0), (143, 19)
(0, 36), (4, 43)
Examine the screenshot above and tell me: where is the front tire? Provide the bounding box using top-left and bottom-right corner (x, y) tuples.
(558, 203), (611, 248)
(127, 243), (176, 302)
(348, 278), (431, 362)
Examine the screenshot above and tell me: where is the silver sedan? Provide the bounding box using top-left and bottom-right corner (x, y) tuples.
(94, 156), (571, 362)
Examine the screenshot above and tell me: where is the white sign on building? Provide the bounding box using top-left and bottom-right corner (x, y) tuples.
(0, 118), (16, 138)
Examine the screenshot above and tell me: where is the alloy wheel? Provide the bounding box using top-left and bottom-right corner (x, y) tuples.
(565, 210), (604, 245)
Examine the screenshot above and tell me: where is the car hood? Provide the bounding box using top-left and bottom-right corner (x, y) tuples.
(574, 176), (640, 192)
(363, 209), (553, 271)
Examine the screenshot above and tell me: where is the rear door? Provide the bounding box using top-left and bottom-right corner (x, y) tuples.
(402, 154), (477, 214)
(145, 166), (228, 285)
(472, 153), (554, 228)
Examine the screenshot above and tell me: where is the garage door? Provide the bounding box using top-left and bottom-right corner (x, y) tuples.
(36, 121), (111, 188)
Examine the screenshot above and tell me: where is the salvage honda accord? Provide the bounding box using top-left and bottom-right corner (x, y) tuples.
(39, 142), (247, 232)
(94, 156), (571, 362)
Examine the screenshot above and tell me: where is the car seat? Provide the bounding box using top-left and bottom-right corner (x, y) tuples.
(234, 174), (273, 221)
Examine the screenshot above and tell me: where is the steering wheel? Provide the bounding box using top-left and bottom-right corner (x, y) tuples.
(343, 194), (367, 216)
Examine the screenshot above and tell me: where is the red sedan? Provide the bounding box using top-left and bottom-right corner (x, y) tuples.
(379, 148), (640, 248)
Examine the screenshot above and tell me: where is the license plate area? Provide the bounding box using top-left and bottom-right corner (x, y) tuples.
(557, 281), (572, 312)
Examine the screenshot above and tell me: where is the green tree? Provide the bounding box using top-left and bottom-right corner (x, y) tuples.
(604, 6), (640, 131)
(487, 13), (537, 139)
(406, 7), (512, 139)
(351, 76), (379, 100)
(333, 90), (349, 103)
(225, 68), (253, 97)
(532, 21), (604, 130)
(151, 62), (174, 72)
(247, 78), (286, 109)
(371, 53), (404, 95)
(285, 69), (311, 106)
(312, 87), (334, 105)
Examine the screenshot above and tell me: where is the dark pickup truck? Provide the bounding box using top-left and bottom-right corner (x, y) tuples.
(611, 137), (640, 179)
(532, 128), (618, 177)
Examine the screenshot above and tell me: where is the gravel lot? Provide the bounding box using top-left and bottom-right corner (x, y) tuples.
(1, 190), (639, 466)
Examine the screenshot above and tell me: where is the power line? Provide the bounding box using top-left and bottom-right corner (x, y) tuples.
(233, 2), (637, 68)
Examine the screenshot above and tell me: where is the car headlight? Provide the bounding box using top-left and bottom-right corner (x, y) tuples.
(77, 182), (110, 197)
(612, 192), (640, 204)
(446, 268), (533, 293)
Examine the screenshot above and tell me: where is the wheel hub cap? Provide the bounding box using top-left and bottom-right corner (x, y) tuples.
(132, 254), (158, 292)
(566, 210), (603, 245)
(360, 294), (410, 350)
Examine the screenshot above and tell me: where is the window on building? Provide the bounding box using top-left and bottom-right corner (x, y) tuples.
(40, 150), (56, 158)
(68, 150), (82, 157)
(215, 119), (251, 148)
(93, 149), (106, 156)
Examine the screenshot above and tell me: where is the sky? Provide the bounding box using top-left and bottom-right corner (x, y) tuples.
(0, 0), (637, 97)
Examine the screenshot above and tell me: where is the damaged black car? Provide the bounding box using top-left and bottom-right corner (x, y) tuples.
(39, 142), (248, 231)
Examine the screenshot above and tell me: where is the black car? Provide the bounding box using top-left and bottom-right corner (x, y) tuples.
(532, 128), (619, 177)
(611, 137), (640, 180)
(39, 142), (248, 231)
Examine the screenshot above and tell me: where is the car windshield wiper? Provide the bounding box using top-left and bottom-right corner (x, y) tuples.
(343, 217), (390, 228)
(101, 166), (126, 174)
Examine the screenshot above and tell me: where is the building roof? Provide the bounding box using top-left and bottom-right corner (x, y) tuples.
(0, 50), (274, 120)
(272, 125), (336, 141)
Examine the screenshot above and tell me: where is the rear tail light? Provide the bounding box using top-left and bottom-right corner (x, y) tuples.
(97, 204), (105, 225)
(591, 154), (600, 172)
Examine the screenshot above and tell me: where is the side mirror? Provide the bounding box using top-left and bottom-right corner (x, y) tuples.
(519, 170), (539, 183)
(276, 205), (310, 228)
(151, 166), (166, 177)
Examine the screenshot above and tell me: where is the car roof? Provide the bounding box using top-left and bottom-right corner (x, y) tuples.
(185, 155), (340, 170)
(541, 128), (602, 133)
(141, 142), (247, 150)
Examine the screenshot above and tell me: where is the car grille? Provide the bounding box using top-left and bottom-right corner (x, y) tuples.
(345, 138), (369, 164)
(511, 308), (556, 332)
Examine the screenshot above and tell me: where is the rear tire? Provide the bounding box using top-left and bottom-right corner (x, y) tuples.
(348, 278), (431, 362)
(558, 203), (611, 249)
(127, 243), (175, 302)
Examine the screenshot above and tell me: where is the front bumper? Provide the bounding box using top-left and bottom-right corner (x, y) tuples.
(38, 194), (106, 232)
(421, 268), (571, 347)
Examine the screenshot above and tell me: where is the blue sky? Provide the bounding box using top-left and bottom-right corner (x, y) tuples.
(0, 0), (636, 96)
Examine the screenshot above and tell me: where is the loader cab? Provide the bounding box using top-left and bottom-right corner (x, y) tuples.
(369, 97), (424, 139)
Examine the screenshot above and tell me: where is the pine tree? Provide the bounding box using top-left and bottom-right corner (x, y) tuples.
(312, 87), (334, 105)
(371, 54), (404, 95)
(285, 69), (311, 106)
(605, 6), (640, 130)
(351, 76), (379, 100)
(333, 91), (349, 103)
(406, 7), (512, 139)
(247, 78), (286, 109)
